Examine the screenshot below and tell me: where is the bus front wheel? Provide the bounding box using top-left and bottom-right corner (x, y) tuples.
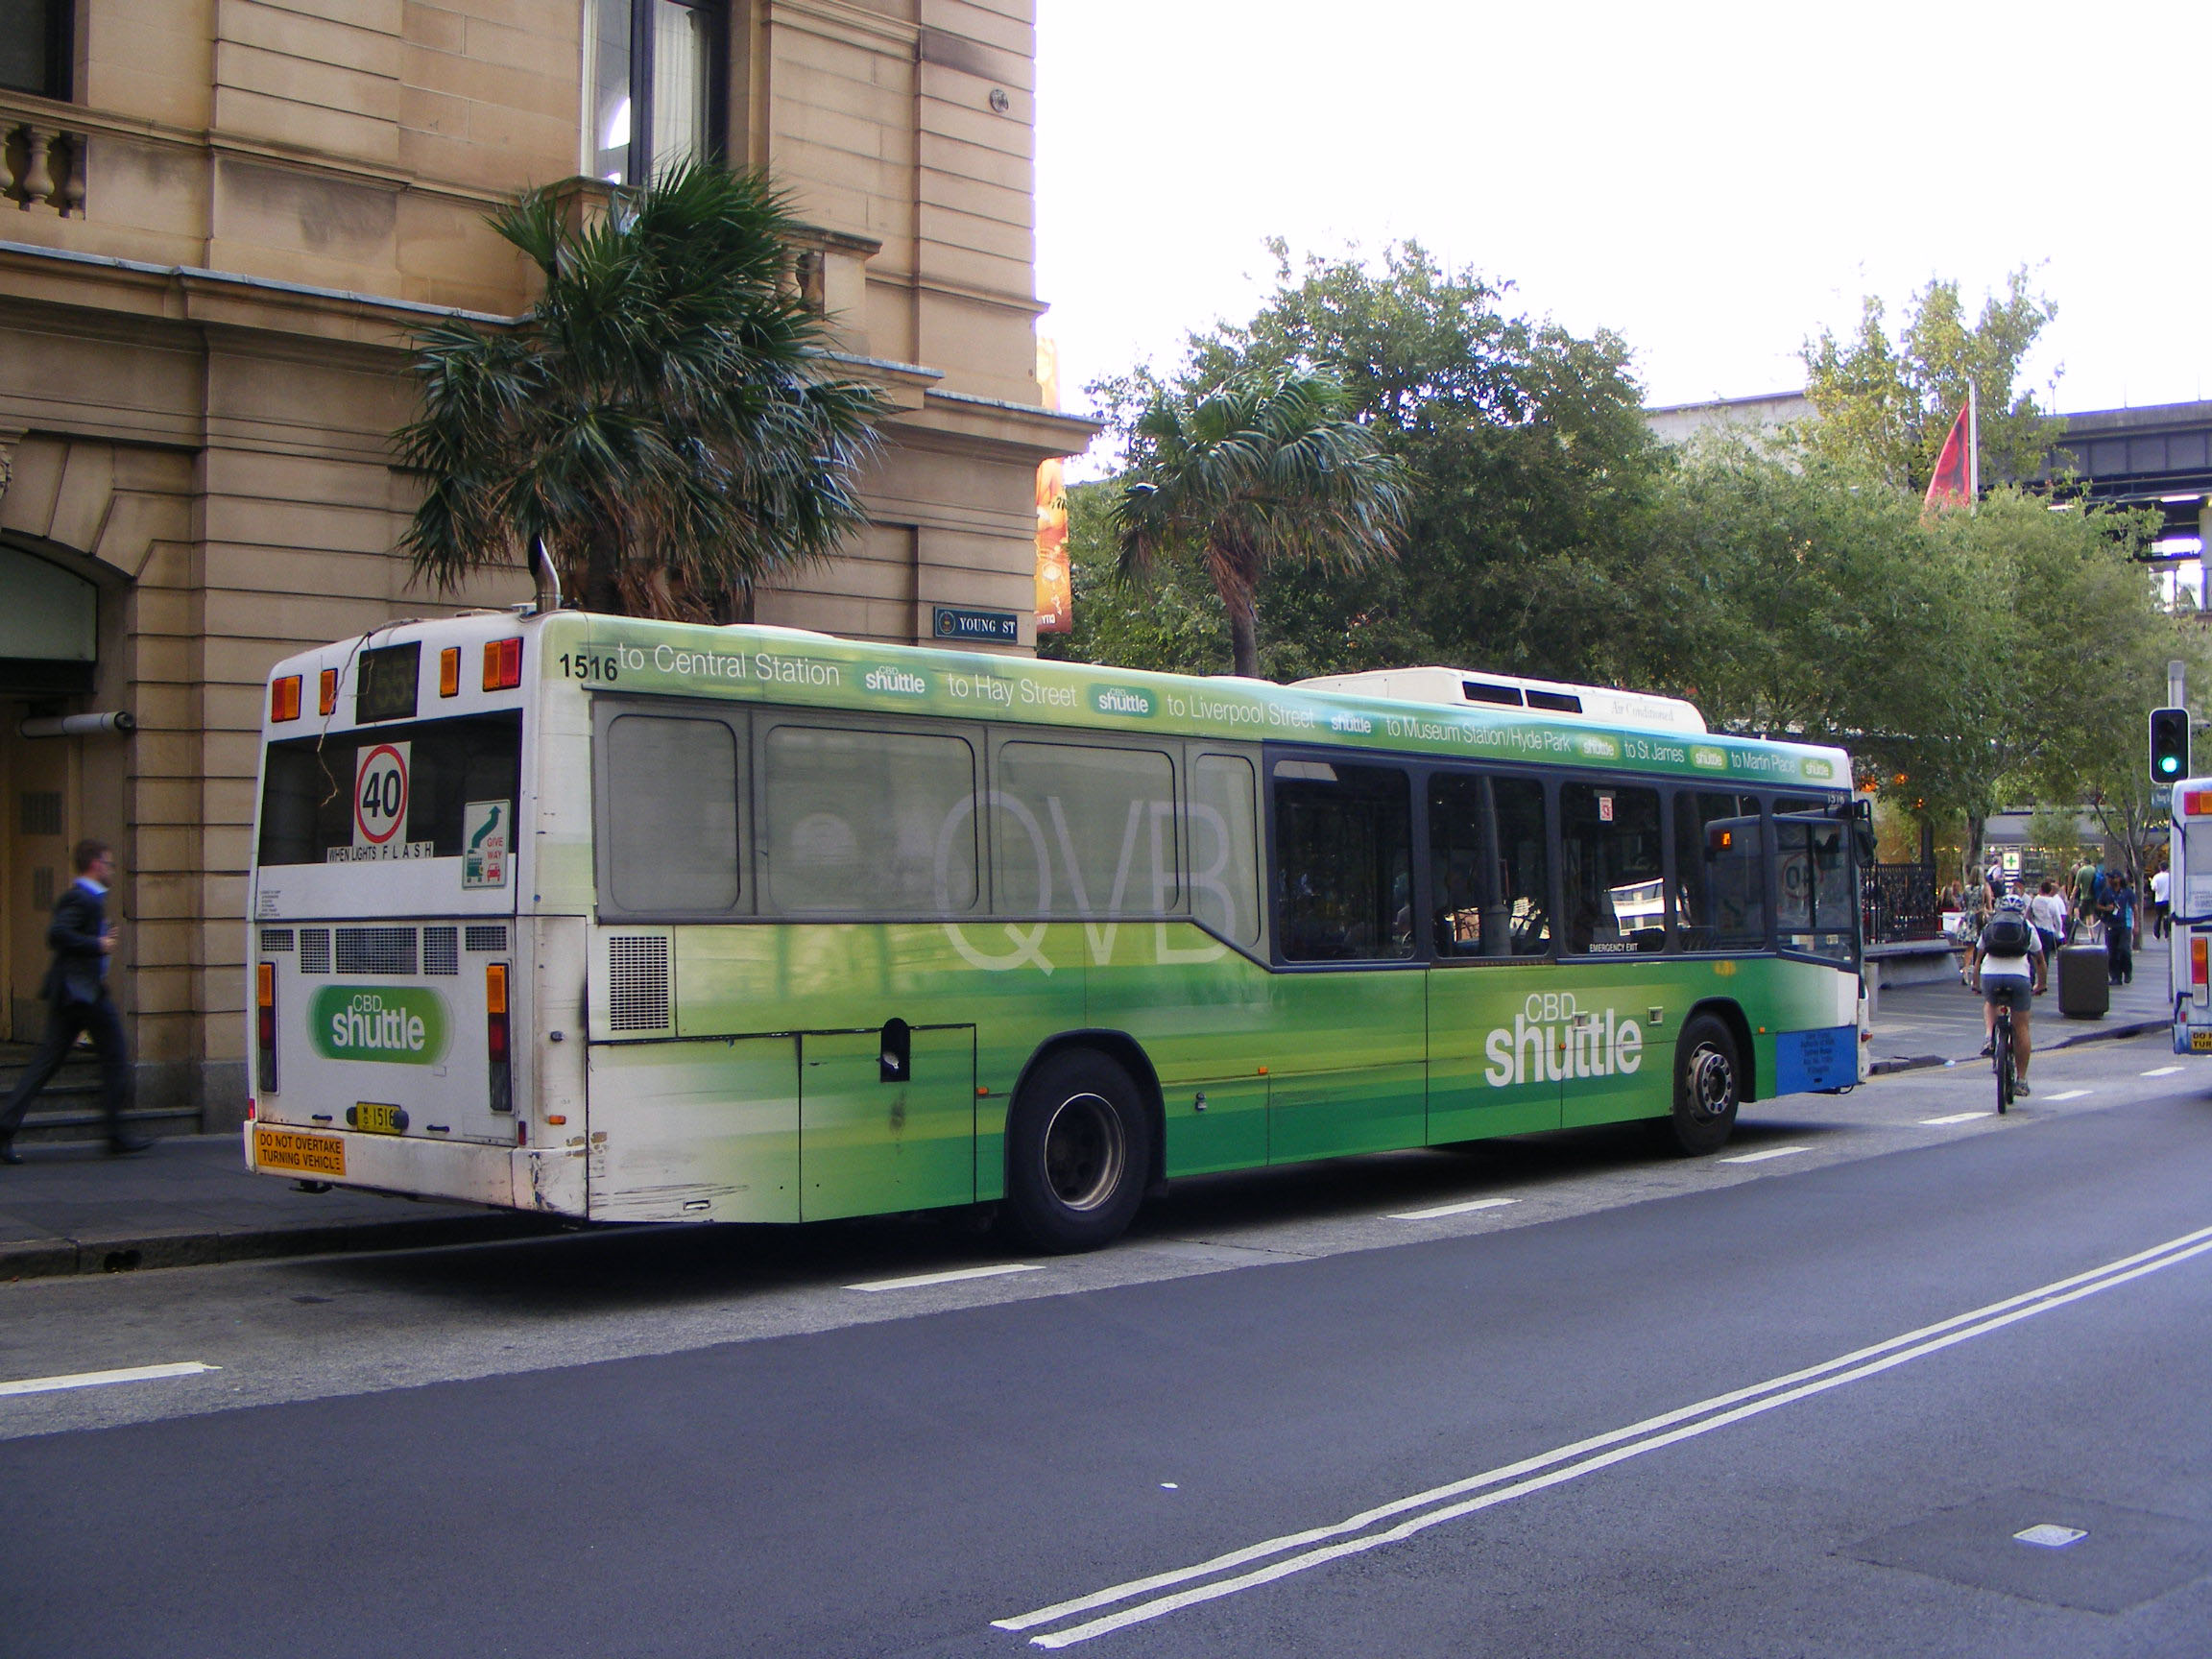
(1660, 1014), (1740, 1156)
(1003, 1050), (1150, 1253)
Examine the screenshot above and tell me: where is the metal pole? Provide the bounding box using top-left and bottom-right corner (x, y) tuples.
(2171, 659), (2188, 710)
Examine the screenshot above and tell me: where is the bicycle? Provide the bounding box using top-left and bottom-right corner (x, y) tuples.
(1992, 1004), (2015, 1115)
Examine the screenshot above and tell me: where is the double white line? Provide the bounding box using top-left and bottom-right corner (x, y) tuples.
(995, 1221), (2212, 1647)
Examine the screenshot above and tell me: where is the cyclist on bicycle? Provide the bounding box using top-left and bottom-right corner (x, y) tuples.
(1970, 892), (2047, 1094)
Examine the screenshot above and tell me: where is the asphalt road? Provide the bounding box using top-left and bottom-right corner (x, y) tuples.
(5, 1033), (2210, 1658)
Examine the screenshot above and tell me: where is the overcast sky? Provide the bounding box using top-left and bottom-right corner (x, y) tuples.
(1033, 0), (2210, 445)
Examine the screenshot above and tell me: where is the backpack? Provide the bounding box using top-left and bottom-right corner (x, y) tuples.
(1981, 911), (2032, 954)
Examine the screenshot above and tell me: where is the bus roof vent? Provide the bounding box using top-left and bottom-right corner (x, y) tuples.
(1290, 666), (1704, 733)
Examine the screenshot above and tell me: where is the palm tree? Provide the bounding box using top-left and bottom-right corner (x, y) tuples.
(396, 162), (882, 619)
(1112, 369), (1407, 678)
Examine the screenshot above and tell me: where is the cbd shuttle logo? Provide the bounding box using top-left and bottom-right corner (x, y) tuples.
(1482, 992), (1644, 1087)
(308, 986), (450, 1066)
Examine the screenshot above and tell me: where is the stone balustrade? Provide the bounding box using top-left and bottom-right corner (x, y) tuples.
(2, 117), (86, 216)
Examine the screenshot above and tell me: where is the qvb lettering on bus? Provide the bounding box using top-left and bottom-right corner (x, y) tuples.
(1481, 993), (1644, 1087)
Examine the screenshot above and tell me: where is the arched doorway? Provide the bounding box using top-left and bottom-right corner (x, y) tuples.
(0, 539), (102, 1039)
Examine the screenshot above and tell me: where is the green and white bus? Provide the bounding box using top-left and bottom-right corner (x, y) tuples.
(246, 613), (1869, 1250)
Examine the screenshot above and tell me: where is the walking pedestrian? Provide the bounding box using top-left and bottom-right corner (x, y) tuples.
(2107, 875), (2136, 986)
(2151, 857), (2171, 938)
(0, 839), (147, 1163)
(2027, 879), (2069, 964)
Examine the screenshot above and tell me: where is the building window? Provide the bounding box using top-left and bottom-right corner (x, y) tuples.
(583, 0), (723, 184)
(0, 0), (73, 99)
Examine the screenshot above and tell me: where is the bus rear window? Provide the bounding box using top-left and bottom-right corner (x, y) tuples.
(258, 711), (521, 867)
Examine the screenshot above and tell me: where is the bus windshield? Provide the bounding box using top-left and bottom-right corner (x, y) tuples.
(258, 711), (521, 867)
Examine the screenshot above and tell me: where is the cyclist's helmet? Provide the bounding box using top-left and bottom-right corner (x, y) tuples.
(1998, 894), (2029, 912)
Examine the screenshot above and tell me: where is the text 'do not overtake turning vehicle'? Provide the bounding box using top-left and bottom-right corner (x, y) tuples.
(246, 613), (1871, 1251)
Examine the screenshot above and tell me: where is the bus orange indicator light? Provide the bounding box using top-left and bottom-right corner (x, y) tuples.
(976, 1086), (990, 1097)
(486, 962), (508, 1016)
(319, 668), (338, 715)
(257, 962), (275, 1009)
(545, 1114), (566, 1126)
(2183, 788), (2212, 817)
(271, 675), (301, 722)
(483, 637), (522, 691)
(439, 647), (460, 697)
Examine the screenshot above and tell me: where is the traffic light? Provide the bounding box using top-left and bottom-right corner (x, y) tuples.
(2150, 707), (2190, 781)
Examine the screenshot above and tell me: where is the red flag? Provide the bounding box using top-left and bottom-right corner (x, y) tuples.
(1923, 399), (1973, 514)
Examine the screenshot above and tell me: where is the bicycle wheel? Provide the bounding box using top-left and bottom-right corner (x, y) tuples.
(1994, 1009), (2013, 1114)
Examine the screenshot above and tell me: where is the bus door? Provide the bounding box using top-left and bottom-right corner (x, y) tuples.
(1553, 781), (1673, 1129)
(1425, 769), (1561, 1139)
(1769, 801), (1865, 1091)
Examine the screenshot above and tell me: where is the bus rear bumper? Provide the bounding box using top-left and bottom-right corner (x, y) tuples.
(245, 1122), (588, 1218)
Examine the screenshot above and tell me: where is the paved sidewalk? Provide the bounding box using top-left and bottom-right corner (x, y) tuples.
(1869, 955), (2172, 1074)
(0, 1132), (559, 1282)
(0, 956), (2183, 1284)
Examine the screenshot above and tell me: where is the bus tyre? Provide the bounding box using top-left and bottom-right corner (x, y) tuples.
(1660, 1015), (1740, 1157)
(1003, 1050), (1151, 1254)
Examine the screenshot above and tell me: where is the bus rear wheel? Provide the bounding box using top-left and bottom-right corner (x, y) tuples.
(1659, 1014), (1740, 1157)
(1003, 1050), (1150, 1253)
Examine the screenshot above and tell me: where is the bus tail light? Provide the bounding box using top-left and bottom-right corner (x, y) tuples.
(318, 668), (337, 715)
(256, 961), (277, 1093)
(487, 962), (513, 1113)
(271, 675), (301, 722)
(2193, 936), (2207, 988)
(439, 647), (461, 698)
(483, 637), (522, 691)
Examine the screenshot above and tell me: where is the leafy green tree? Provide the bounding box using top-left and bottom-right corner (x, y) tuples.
(1190, 241), (1658, 682)
(397, 163), (882, 618)
(1110, 367), (1407, 679)
(1801, 268), (2060, 492)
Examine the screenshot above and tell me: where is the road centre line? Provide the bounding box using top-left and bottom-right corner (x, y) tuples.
(1386, 1197), (1519, 1221)
(2142, 1066), (2185, 1077)
(1920, 1112), (1993, 1125)
(997, 1222), (2212, 1647)
(2042, 1090), (2093, 1102)
(1716, 1145), (1809, 1165)
(846, 1263), (1041, 1293)
(0, 1361), (218, 1398)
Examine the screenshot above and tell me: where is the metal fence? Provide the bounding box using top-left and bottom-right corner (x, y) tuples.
(1862, 862), (1942, 944)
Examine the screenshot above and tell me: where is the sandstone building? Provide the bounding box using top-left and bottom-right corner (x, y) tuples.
(0, 0), (1094, 1126)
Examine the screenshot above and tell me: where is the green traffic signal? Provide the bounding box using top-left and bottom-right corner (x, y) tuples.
(2150, 707), (2189, 781)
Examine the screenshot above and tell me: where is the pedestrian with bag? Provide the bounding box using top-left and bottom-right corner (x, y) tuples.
(2027, 879), (2069, 965)
(2107, 875), (2136, 986)
(0, 838), (148, 1163)
(1970, 894), (2048, 1094)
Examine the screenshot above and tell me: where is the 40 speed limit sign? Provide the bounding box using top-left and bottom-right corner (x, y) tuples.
(353, 742), (411, 849)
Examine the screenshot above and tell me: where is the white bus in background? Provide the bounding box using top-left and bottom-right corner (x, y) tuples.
(2170, 779), (2212, 1053)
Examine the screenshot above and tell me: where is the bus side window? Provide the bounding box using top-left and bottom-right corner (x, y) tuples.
(1273, 760), (1414, 962)
(1190, 754), (1261, 947)
(1675, 791), (1766, 951)
(993, 742), (1178, 918)
(762, 724), (978, 914)
(1560, 783), (1666, 955)
(1776, 816), (1854, 962)
(603, 713), (741, 914)
(1428, 771), (1550, 959)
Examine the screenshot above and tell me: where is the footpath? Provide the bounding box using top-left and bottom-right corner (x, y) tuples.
(0, 962), (2181, 1283)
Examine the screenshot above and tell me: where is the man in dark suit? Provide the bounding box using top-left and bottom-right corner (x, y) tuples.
(0, 838), (148, 1162)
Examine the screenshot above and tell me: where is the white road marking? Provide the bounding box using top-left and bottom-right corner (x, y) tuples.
(0, 1361), (218, 1399)
(1386, 1197), (1519, 1221)
(1716, 1145), (1809, 1165)
(2141, 1067), (2184, 1077)
(2015, 1523), (2087, 1548)
(1920, 1112), (1994, 1126)
(845, 1263), (1041, 1293)
(998, 1222), (2212, 1647)
(2042, 1090), (2092, 1102)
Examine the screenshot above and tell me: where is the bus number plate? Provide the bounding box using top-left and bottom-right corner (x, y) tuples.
(254, 1128), (346, 1178)
(353, 1102), (406, 1135)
